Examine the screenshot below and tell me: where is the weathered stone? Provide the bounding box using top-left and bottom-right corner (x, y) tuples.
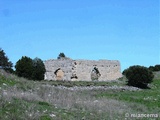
(91, 67), (101, 81)
(55, 69), (64, 80)
(44, 59), (122, 81)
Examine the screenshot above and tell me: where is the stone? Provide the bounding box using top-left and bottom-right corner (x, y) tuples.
(55, 69), (64, 80)
(91, 67), (101, 81)
(44, 59), (122, 81)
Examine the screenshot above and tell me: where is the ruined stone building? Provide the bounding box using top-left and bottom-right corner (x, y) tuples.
(44, 58), (122, 81)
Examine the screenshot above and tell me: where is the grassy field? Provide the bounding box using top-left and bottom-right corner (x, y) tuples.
(0, 69), (160, 120)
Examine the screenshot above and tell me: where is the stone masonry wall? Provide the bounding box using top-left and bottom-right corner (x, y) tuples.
(44, 59), (122, 81)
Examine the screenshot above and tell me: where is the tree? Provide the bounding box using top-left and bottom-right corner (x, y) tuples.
(57, 52), (66, 59)
(32, 57), (46, 80)
(154, 65), (160, 71)
(0, 48), (13, 73)
(15, 56), (46, 80)
(123, 65), (154, 89)
(148, 65), (160, 72)
(15, 56), (33, 79)
(148, 66), (155, 72)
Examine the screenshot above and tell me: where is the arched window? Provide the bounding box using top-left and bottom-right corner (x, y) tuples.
(91, 67), (101, 81)
(54, 68), (64, 80)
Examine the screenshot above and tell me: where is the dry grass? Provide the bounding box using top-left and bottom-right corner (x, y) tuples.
(1, 83), (130, 117)
(36, 85), (130, 112)
(1, 69), (159, 119)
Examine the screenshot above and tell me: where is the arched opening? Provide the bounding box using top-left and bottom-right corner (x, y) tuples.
(54, 68), (64, 80)
(91, 67), (101, 81)
(71, 73), (78, 80)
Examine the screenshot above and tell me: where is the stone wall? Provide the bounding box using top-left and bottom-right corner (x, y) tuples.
(44, 59), (122, 81)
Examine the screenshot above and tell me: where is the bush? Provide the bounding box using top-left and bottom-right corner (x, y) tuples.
(123, 65), (154, 89)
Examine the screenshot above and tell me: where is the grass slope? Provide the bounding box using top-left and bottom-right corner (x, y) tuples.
(0, 69), (160, 120)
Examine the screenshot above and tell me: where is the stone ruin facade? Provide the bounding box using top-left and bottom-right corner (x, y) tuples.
(44, 58), (122, 81)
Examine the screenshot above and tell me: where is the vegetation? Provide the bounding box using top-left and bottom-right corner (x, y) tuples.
(32, 58), (46, 80)
(57, 52), (66, 59)
(15, 56), (46, 80)
(0, 49), (159, 119)
(15, 56), (33, 79)
(0, 48), (13, 73)
(148, 64), (160, 72)
(0, 69), (160, 120)
(123, 65), (154, 89)
(41, 80), (123, 87)
(96, 78), (160, 114)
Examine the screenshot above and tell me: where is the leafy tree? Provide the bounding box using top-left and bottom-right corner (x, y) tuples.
(15, 56), (46, 80)
(148, 64), (160, 72)
(148, 66), (155, 72)
(0, 48), (13, 72)
(15, 56), (33, 79)
(57, 52), (66, 59)
(32, 57), (46, 80)
(123, 65), (154, 89)
(154, 65), (160, 71)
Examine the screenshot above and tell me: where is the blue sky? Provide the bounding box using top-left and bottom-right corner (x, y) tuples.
(0, 0), (159, 71)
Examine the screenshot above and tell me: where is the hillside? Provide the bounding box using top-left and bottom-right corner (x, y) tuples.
(0, 69), (160, 120)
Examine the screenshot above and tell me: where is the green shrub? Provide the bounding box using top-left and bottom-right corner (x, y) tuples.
(40, 115), (51, 120)
(123, 65), (154, 89)
(38, 101), (50, 106)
